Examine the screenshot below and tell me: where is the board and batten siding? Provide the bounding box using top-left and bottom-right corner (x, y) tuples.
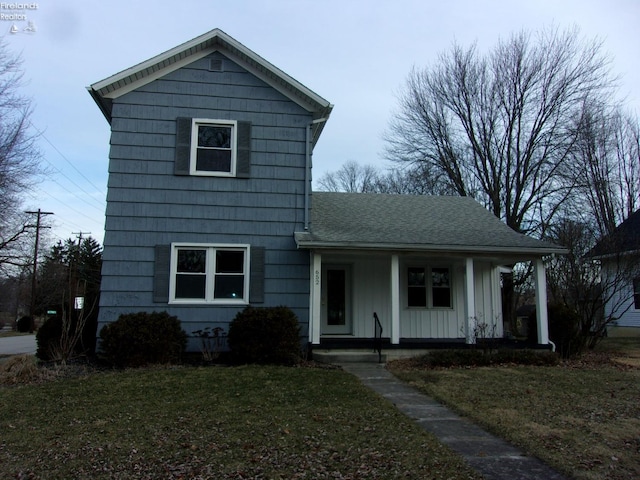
(324, 255), (502, 340)
(472, 261), (504, 337)
(97, 51), (313, 342)
(398, 259), (465, 339)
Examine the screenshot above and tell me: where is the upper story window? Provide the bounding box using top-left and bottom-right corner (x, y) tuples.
(175, 117), (251, 178)
(634, 278), (640, 309)
(170, 243), (250, 304)
(191, 119), (237, 176)
(407, 266), (452, 308)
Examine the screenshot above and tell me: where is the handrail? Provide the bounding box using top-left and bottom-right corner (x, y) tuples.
(373, 312), (383, 363)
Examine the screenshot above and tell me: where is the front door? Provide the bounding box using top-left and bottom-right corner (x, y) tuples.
(321, 265), (352, 335)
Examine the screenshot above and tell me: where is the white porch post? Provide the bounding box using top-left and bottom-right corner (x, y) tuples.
(465, 257), (476, 344)
(310, 252), (322, 344)
(391, 254), (400, 344)
(534, 258), (550, 345)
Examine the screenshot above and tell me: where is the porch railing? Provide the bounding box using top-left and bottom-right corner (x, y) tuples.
(373, 312), (383, 363)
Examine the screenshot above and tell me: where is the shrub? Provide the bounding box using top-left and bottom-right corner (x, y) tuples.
(415, 348), (558, 368)
(494, 349), (559, 366)
(99, 311), (187, 368)
(227, 306), (301, 365)
(547, 303), (582, 358)
(528, 303), (582, 358)
(1, 355), (40, 385)
(16, 316), (32, 333)
(36, 316), (63, 361)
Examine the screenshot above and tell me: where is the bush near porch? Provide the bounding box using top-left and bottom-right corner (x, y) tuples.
(227, 306), (302, 365)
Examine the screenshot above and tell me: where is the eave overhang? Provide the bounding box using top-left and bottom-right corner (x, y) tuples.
(87, 28), (333, 145)
(294, 233), (568, 259)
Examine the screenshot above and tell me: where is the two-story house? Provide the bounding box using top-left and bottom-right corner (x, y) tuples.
(89, 29), (563, 356)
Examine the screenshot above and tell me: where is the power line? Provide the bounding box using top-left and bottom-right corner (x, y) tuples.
(22, 181), (104, 245)
(30, 121), (105, 193)
(40, 165), (106, 213)
(36, 182), (105, 221)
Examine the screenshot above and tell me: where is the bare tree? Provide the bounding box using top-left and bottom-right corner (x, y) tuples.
(316, 160), (381, 193)
(373, 164), (458, 195)
(0, 38), (42, 274)
(316, 160), (458, 195)
(570, 104), (640, 237)
(544, 218), (640, 352)
(385, 26), (615, 236)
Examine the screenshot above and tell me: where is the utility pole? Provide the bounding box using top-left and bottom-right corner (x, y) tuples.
(26, 209), (53, 326)
(72, 231), (91, 242)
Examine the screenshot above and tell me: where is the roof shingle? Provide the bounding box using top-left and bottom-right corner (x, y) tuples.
(296, 192), (563, 256)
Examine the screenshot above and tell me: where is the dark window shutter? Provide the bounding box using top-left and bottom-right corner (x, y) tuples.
(175, 117), (192, 175)
(153, 245), (171, 303)
(236, 121), (251, 178)
(249, 246), (265, 303)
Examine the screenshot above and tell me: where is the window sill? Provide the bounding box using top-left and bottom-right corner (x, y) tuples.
(169, 299), (249, 306)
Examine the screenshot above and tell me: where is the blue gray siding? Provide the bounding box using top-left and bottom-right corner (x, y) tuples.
(97, 51), (313, 344)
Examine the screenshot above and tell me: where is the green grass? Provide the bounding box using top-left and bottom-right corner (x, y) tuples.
(388, 338), (640, 480)
(0, 365), (480, 479)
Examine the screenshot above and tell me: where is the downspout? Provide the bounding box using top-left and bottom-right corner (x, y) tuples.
(304, 124), (311, 230)
(305, 117), (328, 230)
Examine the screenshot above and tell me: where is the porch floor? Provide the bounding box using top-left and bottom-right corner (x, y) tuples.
(311, 337), (546, 364)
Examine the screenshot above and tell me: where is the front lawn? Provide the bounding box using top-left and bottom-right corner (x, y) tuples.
(0, 364), (480, 479)
(388, 338), (640, 480)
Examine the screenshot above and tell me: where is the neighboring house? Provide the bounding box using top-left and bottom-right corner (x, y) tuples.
(590, 210), (640, 331)
(88, 28), (563, 354)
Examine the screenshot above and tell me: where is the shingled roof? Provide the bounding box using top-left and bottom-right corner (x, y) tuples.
(295, 192), (564, 256)
(590, 209), (640, 257)
(88, 28), (333, 146)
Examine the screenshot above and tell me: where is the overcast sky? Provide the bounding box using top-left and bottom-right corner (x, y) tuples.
(6, 0), (640, 246)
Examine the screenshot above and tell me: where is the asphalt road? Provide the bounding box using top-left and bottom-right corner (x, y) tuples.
(0, 334), (37, 356)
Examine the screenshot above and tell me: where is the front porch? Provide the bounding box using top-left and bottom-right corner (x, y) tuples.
(295, 192), (566, 360)
(306, 251), (551, 350)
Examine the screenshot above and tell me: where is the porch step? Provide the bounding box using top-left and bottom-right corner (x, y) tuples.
(312, 350), (386, 364)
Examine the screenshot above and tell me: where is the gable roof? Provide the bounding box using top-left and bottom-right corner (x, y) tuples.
(295, 192), (565, 257)
(590, 209), (640, 257)
(88, 28), (333, 145)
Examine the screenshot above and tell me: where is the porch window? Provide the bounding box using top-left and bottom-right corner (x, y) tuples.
(408, 267), (427, 307)
(634, 278), (640, 309)
(431, 267), (451, 308)
(170, 243), (249, 304)
(407, 266), (452, 308)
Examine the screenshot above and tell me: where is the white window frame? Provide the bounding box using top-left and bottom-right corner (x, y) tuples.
(406, 264), (453, 309)
(189, 119), (237, 177)
(169, 243), (250, 305)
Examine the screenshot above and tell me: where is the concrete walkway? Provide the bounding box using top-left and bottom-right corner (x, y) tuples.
(340, 363), (568, 480)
